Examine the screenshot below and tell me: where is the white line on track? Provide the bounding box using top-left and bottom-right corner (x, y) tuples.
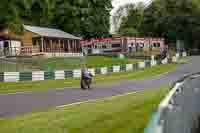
(56, 90), (144, 109)
(0, 91), (33, 96)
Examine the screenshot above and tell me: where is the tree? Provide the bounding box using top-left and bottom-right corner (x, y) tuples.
(55, 0), (112, 37)
(143, 0), (200, 48)
(112, 3), (136, 34)
(0, 0), (23, 33)
(119, 0), (200, 49)
(0, 0), (112, 37)
(16, 0), (33, 23)
(79, 0), (112, 37)
(118, 3), (145, 36)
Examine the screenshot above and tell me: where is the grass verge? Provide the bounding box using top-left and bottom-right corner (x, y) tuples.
(0, 87), (168, 133)
(0, 64), (176, 93)
(0, 56), (141, 72)
(39, 56), (141, 70)
(176, 57), (190, 64)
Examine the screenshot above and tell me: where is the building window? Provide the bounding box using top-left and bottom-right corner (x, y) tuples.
(108, 44), (112, 49)
(33, 40), (37, 46)
(157, 43), (160, 47)
(102, 45), (107, 49)
(131, 43), (134, 47)
(4, 41), (9, 48)
(145, 43), (149, 48)
(153, 43), (157, 47)
(112, 43), (121, 48)
(140, 43), (144, 48)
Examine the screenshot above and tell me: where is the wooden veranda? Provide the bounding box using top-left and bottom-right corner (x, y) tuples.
(32, 37), (81, 53)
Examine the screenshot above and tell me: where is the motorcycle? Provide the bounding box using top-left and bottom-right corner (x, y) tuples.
(81, 73), (93, 90)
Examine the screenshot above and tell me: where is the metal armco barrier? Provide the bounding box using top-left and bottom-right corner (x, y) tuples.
(144, 73), (200, 133)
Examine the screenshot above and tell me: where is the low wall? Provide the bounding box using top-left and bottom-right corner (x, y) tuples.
(0, 53), (185, 82)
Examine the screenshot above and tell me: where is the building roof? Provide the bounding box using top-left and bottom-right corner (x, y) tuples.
(24, 25), (80, 40)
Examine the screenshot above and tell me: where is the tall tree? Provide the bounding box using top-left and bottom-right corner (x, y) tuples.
(119, 0), (200, 49)
(112, 3), (135, 34)
(0, 0), (112, 37)
(0, 0), (23, 33)
(55, 0), (112, 37)
(118, 3), (145, 36)
(143, 0), (200, 48)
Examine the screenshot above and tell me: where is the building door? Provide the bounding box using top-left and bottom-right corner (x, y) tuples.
(3, 41), (9, 55)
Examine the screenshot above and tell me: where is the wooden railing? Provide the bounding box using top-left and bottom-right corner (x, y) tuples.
(0, 47), (20, 57)
(1, 46), (81, 57)
(20, 46), (40, 55)
(0, 46), (40, 56)
(44, 48), (65, 53)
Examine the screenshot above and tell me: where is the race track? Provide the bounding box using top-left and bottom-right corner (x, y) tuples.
(0, 56), (199, 117)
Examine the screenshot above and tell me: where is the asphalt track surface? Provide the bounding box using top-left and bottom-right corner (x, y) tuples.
(0, 56), (199, 117)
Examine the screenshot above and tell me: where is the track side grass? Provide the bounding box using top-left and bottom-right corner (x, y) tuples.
(0, 87), (168, 133)
(0, 56), (141, 72)
(35, 56), (141, 70)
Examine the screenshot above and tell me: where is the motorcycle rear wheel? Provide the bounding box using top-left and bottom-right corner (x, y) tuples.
(81, 79), (92, 90)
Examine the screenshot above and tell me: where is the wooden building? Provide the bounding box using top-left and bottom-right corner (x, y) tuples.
(0, 25), (81, 56)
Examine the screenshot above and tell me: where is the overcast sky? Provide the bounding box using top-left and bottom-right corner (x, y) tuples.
(110, 0), (151, 33)
(112, 0), (146, 7)
(111, 0), (150, 14)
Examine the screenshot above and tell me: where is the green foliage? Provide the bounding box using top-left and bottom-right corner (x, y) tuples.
(0, 0), (112, 37)
(0, 0), (24, 33)
(118, 3), (145, 36)
(119, 26), (138, 36)
(148, 0), (200, 47)
(118, 0), (200, 48)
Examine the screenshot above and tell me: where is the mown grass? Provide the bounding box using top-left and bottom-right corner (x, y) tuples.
(0, 59), (33, 72)
(0, 87), (168, 133)
(0, 64), (176, 93)
(176, 57), (190, 64)
(40, 56), (141, 70)
(86, 56), (140, 68)
(0, 56), (141, 72)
